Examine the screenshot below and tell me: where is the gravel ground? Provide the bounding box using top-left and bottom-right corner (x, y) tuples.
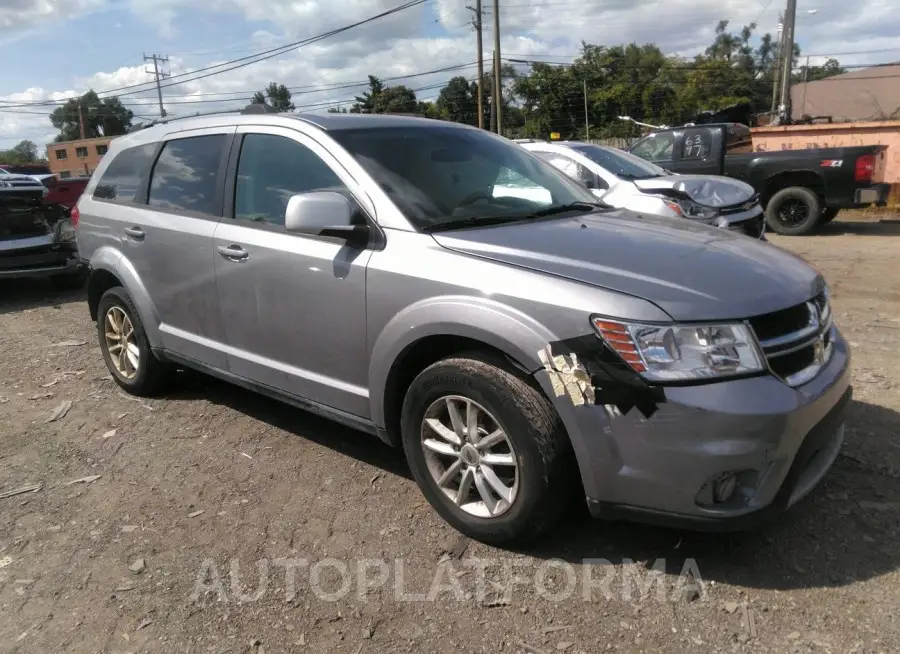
(1, 214), (899, 654)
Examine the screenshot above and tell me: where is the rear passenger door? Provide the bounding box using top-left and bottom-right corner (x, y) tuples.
(213, 126), (373, 417)
(128, 128), (234, 369)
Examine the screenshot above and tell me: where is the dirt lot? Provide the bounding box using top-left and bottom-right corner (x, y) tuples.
(1, 214), (899, 654)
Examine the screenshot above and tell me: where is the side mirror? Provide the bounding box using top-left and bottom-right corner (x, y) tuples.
(284, 191), (369, 244)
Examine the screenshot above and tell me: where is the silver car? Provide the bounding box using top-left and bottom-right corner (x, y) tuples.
(75, 110), (851, 545)
(515, 140), (766, 239)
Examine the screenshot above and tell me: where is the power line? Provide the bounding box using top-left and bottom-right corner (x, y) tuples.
(0, 62), (481, 115)
(0, 0), (429, 109)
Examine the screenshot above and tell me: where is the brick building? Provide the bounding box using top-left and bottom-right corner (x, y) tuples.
(45, 136), (113, 178)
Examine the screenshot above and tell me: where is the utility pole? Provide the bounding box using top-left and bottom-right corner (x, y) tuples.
(583, 80), (590, 140)
(492, 0), (502, 134)
(778, 0), (797, 123)
(800, 54), (811, 116)
(490, 50), (497, 133)
(77, 103), (86, 140)
(770, 13), (783, 114)
(466, 2), (485, 129)
(144, 53), (170, 118)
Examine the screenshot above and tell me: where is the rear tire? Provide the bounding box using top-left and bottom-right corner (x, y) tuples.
(765, 186), (822, 235)
(97, 286), (170, 397)
(400, 354), (576, 546)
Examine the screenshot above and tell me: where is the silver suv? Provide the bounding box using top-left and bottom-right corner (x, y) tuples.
(75, 110), (851, 544)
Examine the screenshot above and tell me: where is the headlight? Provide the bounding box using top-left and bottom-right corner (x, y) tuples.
(592, 317), (764, 382)
(663, 198), (717, 221)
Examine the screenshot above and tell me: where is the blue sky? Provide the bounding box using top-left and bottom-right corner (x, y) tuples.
(1, 0), (897, 149)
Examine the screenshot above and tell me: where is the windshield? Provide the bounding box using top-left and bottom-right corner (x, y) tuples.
(0, 165), (53, 176)
(330, 125), (600, 230)
(568, 144), (668, 180)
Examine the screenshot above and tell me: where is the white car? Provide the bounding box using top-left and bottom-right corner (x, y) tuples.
(513, 140), (765, 239)
(0, 168), (49, 198)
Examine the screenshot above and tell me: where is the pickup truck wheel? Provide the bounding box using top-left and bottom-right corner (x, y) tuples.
(97, 286), (170, 397)
(821, 208), (840, 224)
(401, 355), (575, 546)
(765, 186), (822, 236)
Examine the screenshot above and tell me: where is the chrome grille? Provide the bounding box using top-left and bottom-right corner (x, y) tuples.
(748, 291), (834, 387)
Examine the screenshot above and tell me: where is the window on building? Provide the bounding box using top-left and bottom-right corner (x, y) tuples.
(55, 149), (68, 160)
(75, 146), (88, 158)
(148, 135), (226, 215)
(93, 143), (158, 203)
(59, 171), (71, 179)
(96, 144), (108, 156)
(233, 134), (347, 227)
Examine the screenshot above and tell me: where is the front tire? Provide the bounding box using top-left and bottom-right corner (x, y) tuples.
(765, 186), (822, 235)
(400, 354), (576, 546)
(96, 286), (170, 396)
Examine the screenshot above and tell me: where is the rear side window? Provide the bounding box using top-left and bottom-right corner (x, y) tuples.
(148, 135), (226, 215)
(93, 143), (157, 202)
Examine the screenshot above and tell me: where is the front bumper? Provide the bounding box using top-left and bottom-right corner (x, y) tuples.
(535, 327), (852, 530)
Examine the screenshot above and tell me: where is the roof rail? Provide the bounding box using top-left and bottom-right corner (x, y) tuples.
(127, 102), (281, 133)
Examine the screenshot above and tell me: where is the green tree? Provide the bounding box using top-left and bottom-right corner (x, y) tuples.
(374, 85), (418, 113)
(436, 76), (479, 125)
(0, 140), (41, 164)
(251, 82), (295, 112)
(50, 90), (133, 142)
(351, 76), (386, 113)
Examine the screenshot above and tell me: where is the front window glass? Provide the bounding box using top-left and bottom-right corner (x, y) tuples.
(331, 126), (598, 231)
(630, 132), (674, 162)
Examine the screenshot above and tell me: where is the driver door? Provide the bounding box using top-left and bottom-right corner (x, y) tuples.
(213, 126), (374, 417)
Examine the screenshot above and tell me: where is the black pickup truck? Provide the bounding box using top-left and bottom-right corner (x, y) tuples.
(627, 122), (889, 235)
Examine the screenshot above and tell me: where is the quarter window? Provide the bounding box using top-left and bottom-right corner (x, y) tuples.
(682, 131), (712, 159)
(233, 133), (347, 227)
(92, 143), (158, 203)
(148, 135), (226, 215)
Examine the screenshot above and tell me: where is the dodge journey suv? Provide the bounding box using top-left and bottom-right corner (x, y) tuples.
(75, 109), (851, 545)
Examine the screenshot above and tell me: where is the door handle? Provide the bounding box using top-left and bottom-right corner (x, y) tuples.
(124, 226), (145, 240)
(217, 244), (249, 261)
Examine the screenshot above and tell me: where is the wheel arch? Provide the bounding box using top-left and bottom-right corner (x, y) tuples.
(761, 170), (825, 205)
(86, 247), (163, 348)
(368, 297), (559, 444)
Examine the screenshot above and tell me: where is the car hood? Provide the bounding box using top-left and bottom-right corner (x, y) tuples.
(432, 210), (822, 321)
(632, 174), (755, 207)
(0, 173), (45, 186)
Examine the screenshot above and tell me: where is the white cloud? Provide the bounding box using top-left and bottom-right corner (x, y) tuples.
(2, 0), (899, 150)
(0, 0), (107, 41)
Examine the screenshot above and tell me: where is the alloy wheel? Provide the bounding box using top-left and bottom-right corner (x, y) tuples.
(420, 395), (519, 518)
(104, 306), (139, 379)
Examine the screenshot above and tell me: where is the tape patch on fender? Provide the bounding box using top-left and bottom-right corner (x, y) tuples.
(539, 335), (665, 419)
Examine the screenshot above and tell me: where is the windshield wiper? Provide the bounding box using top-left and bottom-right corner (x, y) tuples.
(533, 200), (610, 215)
(422, 215), (534, 233)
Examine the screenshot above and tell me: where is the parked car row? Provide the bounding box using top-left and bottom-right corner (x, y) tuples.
(625, 122), (888, 235)
(513, 139), (766, 239)
(70, 108), (851, 546)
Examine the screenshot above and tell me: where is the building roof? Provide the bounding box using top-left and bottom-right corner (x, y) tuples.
(791, 63), (900, 122)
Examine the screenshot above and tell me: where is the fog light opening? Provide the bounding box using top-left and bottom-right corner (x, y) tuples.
(713, 473), (738, 504)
